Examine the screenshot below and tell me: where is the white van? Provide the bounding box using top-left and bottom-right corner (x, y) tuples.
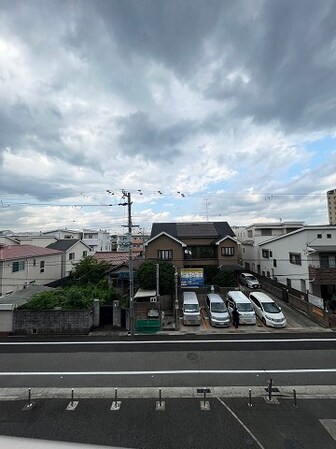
(183, 292), (201, 326)
(249, 292), (287, 328)
(226, 290), (256, 325)
(206, 293), (230, 327)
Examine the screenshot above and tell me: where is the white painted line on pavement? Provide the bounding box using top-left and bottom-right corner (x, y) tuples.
(217, 398), (266, 449)
(0, 337), (335, 345)
(0, 368), (336, 376)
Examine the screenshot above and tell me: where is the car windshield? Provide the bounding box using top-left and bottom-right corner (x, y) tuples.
(263, 302), (281, 313)
(184, 304), (199, 313)
(211, 302), (226, 313)
(237, 303), (254, 312)
(246, 276), (257, 282)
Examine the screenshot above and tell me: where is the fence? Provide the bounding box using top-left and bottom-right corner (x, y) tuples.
(13, 309), (94, 335)
(260, 278), (330, 327)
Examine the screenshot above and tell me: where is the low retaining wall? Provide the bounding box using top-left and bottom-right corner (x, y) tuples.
(13, 309), (94, 335)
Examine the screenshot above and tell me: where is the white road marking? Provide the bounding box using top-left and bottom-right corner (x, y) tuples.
(0, 337), (335, 345)
(0, 368), (335, 376)
(217, 398), (266, 449)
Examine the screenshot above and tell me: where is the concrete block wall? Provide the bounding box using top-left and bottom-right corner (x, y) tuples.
(13, 309), (93, 335)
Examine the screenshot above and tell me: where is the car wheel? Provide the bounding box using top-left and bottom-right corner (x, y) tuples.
(262, 317), (266, 326)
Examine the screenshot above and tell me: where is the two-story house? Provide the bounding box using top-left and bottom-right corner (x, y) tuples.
(145, 222), (239, 270)
(258, 226), (336, 301)
(240, 222), (305, 273)
(0, 244), (63, 296)
(47, 239), (93, 277)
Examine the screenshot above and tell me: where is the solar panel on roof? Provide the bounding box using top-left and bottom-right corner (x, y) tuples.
(176, 223), (218, 237)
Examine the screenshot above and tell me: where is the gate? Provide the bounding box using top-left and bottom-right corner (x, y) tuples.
(99, 305), (114, 326)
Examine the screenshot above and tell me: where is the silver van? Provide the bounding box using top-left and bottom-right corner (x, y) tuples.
(206, 293), (230, 327)
(226, 290), (256, 324)
(183, 292), (201, 325)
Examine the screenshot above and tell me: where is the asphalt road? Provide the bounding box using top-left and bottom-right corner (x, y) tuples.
(0, 335), (335, 388)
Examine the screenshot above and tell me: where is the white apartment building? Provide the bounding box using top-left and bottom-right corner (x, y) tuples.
(82, 229), (111, 252)
(47, 239), (93, 277)
(241, 222), (305, 273)
(327, 189), (336, 225)
(258, 226), (336, 299)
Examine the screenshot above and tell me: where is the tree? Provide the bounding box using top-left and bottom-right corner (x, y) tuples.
(70, 257), (111, 285)
(213, 269), (237, 287)
(136, 261), (175, 295)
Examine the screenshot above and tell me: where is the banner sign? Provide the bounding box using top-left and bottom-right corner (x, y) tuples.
(308, 293), (324, 309)
(180, 268), (204, 287)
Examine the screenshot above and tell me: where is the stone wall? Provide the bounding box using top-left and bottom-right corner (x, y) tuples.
(13, 309), (93, 335)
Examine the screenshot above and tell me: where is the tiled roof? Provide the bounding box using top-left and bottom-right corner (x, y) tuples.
(0, 244), (63, 261)
(47, 239), (80, 252)
(94, 252), (130, 265)
(94, 252), (144, 270)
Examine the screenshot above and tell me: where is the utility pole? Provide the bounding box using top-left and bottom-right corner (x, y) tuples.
(111, 189), (134, 336)
(126, 191), (134, 336)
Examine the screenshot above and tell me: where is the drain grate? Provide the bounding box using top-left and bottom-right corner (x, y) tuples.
(197, 388), (211, 394)
(264, 387), (280, 393)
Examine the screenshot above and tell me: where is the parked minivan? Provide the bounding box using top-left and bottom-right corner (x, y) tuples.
(183, 292), (201, 325)
(206, 293), (230, 327)
(249, 292), (287, 328)
(226, 290), (256, 325)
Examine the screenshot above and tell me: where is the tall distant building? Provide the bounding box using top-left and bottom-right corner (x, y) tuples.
(327, 189), (336, 225)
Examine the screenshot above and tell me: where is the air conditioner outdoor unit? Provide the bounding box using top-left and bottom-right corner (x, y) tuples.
(150, 296), (157, 302)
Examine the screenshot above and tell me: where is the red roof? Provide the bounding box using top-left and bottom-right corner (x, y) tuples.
(94, 252), (130, 266)
(0, 244), (63, 261)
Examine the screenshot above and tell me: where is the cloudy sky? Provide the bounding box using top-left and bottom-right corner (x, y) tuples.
(1, 0), (336, 234)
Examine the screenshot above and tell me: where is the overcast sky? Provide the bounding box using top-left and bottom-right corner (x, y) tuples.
(1, 0), (336, 234)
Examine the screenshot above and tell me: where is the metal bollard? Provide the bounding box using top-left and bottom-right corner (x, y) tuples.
(28, 388), (32, 407)
(248, 389), (252, 407)
(159, 388), (162, 407)
(293, 389), (297, 407)
(268, 378), (273, 401)
(71, 388), (74, 407)
(114, 388), (118, 403)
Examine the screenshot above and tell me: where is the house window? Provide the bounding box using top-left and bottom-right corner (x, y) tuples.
(269, 251), (273, 257)
(40, 261), (45, 273)
(287, 278), (292, 288)
(12, 261), (25, 272)
(69, 252), (75, 260)
(33, 259), (36, 266)
(247, 230), (252, 238)
(273, 259), (277, 267)
(221, 247), (235, 256)
(327, 234), (331, 239)
(158, 250), (173, 260)
(267, 271), (270, 278)
(289, 253), (301, 265)
(83, 251), (88, 257)
(262, 249), (269, 258)
(317, 234), (322, 239)
(261, 229), (272, 236)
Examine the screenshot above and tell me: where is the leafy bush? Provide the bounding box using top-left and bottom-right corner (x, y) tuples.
(213, 269), (237, 287)
(21, 282), (121, 310)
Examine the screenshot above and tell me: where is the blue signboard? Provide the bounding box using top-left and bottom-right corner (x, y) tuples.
(180, 268), (204, 287)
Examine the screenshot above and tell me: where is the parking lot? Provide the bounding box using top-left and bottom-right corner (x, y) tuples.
(0, 397), (335, 449)
(178, 286), (328, 334)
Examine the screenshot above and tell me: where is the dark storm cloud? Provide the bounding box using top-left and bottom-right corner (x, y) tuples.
(204, 0), (336, 132)
(116, 111), (196, 161)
